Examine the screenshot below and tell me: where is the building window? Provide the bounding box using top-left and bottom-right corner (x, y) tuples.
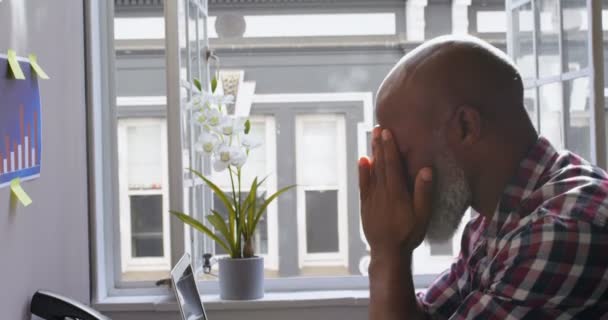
(296, 114), (348, 273)
(117, 119), (171, 281)
(97, 0), (608, 298)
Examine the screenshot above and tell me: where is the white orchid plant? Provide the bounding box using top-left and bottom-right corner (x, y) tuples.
(171, 77), (293, 259)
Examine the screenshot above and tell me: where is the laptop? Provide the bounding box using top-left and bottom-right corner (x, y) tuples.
(171, 253), (209, 320)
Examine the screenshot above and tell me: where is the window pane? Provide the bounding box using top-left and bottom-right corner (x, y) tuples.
(538, 0), (561, 78)
(539, 82), (564, 150)
(305, 190), (339, 253)
(296, 115), (348, 276)
(513, 3), (535, 79)
(130, 195), (163, 233)
(565, 77), (591, 160)
(563, 1), (589, 73)
(429, 239), (453, 256)
(118, 120), (170, 282)
(188, 0), (201, 81)
(525, 88), (539, 130)
(299, 121), (338, 186)
(131, 194), (164, 258)
(127, 125), (163, 189)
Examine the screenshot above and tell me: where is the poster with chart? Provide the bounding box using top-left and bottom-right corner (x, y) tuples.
(0, 55), (42, 188)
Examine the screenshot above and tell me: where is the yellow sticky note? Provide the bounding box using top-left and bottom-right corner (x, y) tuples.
(10, 178), (32, 207)
(28, 54), (49, 79)
(7, 49), (25, 80)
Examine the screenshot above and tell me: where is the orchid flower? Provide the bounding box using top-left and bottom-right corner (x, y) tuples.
(193, 107), (223, 130)
(241, 134), (262, 151)
(219, 117), (245, 136)
(213, 145), (247, 172)
(195, 132), (220, 155)
(201, 92), (235, 106)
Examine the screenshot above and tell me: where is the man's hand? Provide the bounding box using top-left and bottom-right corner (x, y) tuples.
(359, 127), (434, 255)
(360, 127), (434, 320)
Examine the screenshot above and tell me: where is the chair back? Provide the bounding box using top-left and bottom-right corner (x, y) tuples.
(30, 290), (110, 320)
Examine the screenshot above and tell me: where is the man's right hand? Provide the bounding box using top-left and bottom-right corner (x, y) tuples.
(359, 127), (434, 255)
(359, 127), (434, 320)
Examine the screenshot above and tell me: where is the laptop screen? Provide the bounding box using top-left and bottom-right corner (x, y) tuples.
(171, 254), (208, 320)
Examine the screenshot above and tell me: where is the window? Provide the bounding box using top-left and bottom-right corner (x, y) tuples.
(92, 0), (606, 302)
(296, 115), (348, 273)
(117, 119), (171, 281)
(507, 0), (605, 165)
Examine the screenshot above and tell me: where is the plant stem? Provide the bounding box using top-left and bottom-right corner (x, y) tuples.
(237, 168), (243, 258)
(228, 166), (239, 258)
(244, 237), (254, 258)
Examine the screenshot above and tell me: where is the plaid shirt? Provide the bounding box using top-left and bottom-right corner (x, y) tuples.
(418, 137), (608, 319)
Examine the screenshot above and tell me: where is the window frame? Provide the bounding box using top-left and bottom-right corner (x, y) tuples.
(295, 114), (349, 269)
(506, 0), (606, 168)
(117, 118), (171, 274)
(88, 0), (483, 301)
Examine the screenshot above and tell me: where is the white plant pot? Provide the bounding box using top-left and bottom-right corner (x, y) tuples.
(218, 256), (264, 300)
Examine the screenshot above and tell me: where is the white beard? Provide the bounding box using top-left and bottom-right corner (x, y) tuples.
(425, 150), (472, 242)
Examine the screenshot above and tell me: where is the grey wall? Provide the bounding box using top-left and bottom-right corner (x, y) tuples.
(0, 1), (89, 319)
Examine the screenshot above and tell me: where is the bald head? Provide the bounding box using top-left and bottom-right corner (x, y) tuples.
(374, 36), (538, 240)
(377, 35), (528, 131)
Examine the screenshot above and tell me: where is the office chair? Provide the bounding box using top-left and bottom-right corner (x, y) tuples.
(30, 290), (110, 320)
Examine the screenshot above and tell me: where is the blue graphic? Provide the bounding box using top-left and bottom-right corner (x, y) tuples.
(0, 55), (42, 187)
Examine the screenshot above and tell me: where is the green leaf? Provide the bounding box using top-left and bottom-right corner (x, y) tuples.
(252, 185), (295, 232)
(208, 211), (235, 254)
(190, 169), (236, 219)
(254, 174), (269, 189)
(190, 168), (237, 248)
(170, 210), (232, 255)
(211, 77), (218, 93)
(244, 119), (251, 134)
(193, 78), (202, 92)
(247, 177), (259, 238)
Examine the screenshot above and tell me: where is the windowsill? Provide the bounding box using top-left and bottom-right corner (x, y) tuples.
(94, 290), (371, 312)
(94, 288), (430, 313)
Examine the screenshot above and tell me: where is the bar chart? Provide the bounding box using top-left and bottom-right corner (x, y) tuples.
(0, 55), (42, 187)
(0, 105), (39, 175)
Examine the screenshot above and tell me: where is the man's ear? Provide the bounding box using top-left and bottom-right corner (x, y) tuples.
(452, 105), (481, 146)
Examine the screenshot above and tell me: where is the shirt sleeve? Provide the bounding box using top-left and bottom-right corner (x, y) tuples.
(417, 255), (469, 319)
(447, 213), (608, 319)
(417, 217), (482, 319)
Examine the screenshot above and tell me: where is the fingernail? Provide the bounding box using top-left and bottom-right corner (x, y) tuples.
(421, 168), (433, 182)
(382, 129), (391, 141)
(373, 127), (381, 138)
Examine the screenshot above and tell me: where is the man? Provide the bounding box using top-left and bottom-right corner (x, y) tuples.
(359, 35), (608, 319)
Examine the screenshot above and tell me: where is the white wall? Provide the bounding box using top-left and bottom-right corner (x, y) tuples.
(0, 0), (89, 319)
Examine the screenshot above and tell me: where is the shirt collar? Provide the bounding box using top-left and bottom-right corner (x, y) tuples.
(483, 136), (558, 237)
